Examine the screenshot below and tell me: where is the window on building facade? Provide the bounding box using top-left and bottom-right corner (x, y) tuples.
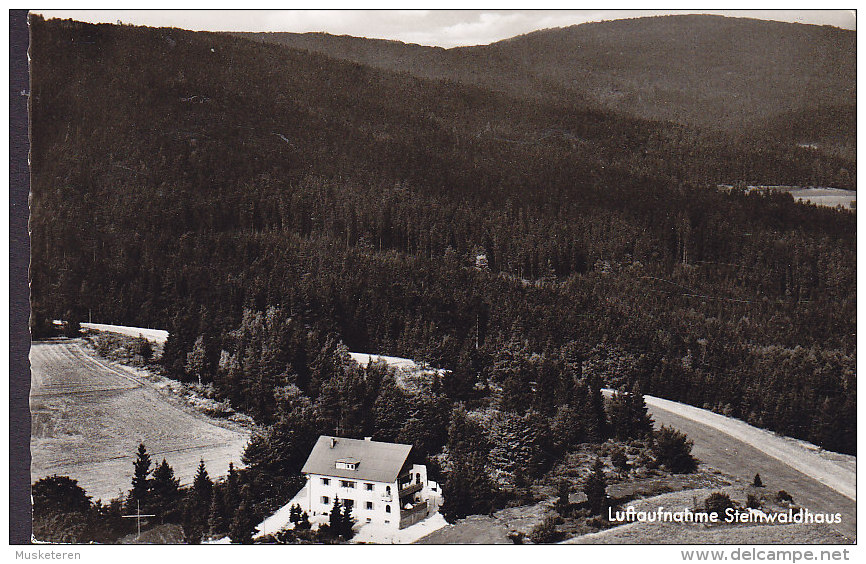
(385, 505), (391, 513)
(340, 480), (356, 488)
(366, 501), (373, 510)
(344, 499), (354, 509)
(365, 483), (374, 491)
(321, 478), (330, 485)
(321, 496), (329, 505)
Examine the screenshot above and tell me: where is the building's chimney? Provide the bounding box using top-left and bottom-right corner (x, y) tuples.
(364, 436), (372, 441)
(330, 438), (337, 448)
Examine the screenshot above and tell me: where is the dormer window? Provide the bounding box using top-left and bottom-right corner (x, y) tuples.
(335, 457), (360, 471)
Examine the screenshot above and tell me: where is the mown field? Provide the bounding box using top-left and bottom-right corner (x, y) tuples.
(416, 396), (855, 545)
(646, 402), (856, 540)
(30, 340), (250, 502)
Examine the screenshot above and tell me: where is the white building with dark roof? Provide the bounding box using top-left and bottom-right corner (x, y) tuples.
(300, 435), (436, 530)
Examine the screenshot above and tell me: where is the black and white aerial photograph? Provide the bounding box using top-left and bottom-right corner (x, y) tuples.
(20, 7), (856, 554)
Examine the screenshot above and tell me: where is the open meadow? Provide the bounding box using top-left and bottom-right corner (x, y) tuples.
(30, 340), (250, 502)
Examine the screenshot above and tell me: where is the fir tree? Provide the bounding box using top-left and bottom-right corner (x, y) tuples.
(185, 335), (207, 386)
(181, 494), (204, 544)
(150, 458), (181, 522)
(63, 311), (80, 338)
(129, 443), (152, 511)
(224, 461), (240, 517)
(296, 511), (311, 530)
(440, 406), (495, 522)
(208, 488), (228, 538)
(607, 386), (653, 440)
(340, 500), (355, 540)
(192, 459), (213, 506)
(328, 496), (343, 534)
(372, 376), (408, 442)
(183, 459), (214, 540)
(133, 335), (153, 362)
(583, 458), (607, 515)
(228, 497), (256, 544)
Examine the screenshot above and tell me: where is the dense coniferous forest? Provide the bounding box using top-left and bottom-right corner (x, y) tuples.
(235, 15), (855, 155)
(30, 8), (855, 496)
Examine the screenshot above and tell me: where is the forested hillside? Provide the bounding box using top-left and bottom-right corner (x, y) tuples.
(235, 14), (856, 155)
(30, 12), (855, 469)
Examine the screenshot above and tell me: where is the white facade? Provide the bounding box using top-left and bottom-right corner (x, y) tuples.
(303, 464), (430, 529)
(305, 473), (401, 527)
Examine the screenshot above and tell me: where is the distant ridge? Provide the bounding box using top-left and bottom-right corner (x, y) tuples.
(233, 14), (855, 149)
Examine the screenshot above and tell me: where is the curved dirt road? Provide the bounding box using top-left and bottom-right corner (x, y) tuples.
(30, 340), (250, 502)
(642, 394), (856, 540)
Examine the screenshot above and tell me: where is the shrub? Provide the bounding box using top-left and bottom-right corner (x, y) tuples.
(752, 473), (763, 487)
(704, 492), (737, 515)
(529, 515), (562, 544)
(32, 511), (88, 543)
(583, 458), (608, 515)
(507, 530), (525, 544)
(133, 335), (154, 362)
(652, 426), (697, 473)
(776, 490), (793, 503)
(32, 475), (92, 516)
(296, 511), (311, 530)
(63, 315), (81, 338)
(610, 447), (629, 472)
(746, 494), (762, 509)
(555, 478), (570, 514)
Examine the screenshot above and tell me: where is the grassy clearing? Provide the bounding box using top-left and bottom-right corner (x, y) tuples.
(30, 340), (250, 502)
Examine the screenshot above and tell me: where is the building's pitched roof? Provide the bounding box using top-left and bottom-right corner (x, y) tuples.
(301, 435), (413, 483)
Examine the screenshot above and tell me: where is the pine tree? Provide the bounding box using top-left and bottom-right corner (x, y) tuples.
(208, 488), (228, 538)
(224, 461), (240, 517)
(607, 386), (653, 440)
(185, 335), (207, 386)
(296, 511), (311, 530)
(228, 499), (256, 544)
(440, 406), (495, 522)
(584, 380), (608, 441)
(340, 500), (355, 539)
(183, 459), (213, 539)
(372, 376), (408, 442)
(328, 496), (343, 537)
(150, 458), (181, 522)
(550, 404), (584, 454)
(181, 494), (204, 544)
(583, 458), (607, 515)
(192, 459), (213, 506)
(129, 443), (152, 511)
(63, 311), (80, 338)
